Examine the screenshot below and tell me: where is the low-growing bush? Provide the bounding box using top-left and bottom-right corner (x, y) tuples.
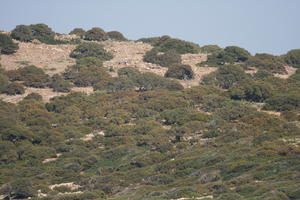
(246, 53), (286, 74)
(64, 65), (111, 87)
(165, 64), (194, 80)
(70, 43), (113, 61)
(17, 65), (49, 88)
(0, 33), (19, 54)
(23, 93), (43, 101)
(0, 74), (9, 93)
(229, 80), (274, 102)
(202, 65), (249, 89)
(264, 91), (300, 111)
(156, 38), (200, 54)
(4, 82), (25, 95)
(143, 49), (182, 67)
(49, 74), (72, 92)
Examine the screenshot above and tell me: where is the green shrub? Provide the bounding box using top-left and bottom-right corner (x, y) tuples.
(0, 33), (19, 54)
(104, 77), (135, 93)
(23, 93), (43, 101)
(157, 38), (200, 54)
(84, 27), (108, 41)
(29, 23), (55, 43)
(139, 35), (200, 54)
(11, 23), (55, 43)
(143, 49), (182, 67)
(70, 43), (113, 60)
(200, 45), (222, 54)
(11, 25), (34, 42)
(17, 65), (49, 88)
(137, 36), (164, 45)
(117, 67), (141, 78)
(0, 179), (36, 199)
(165, 64), (194, 80)
(253, 69), (274, 80)
(246, 53), (286, 74)
(64, 65), (111, 87)
(49, 74), (72, 92)
(0, 73), (9, 93)
(229, 80), (274, 102)
(284, 49), (300, 68)
(69, 28), (86, 37)
(202, 65), (249, 89)
(264, 91), (300, 111)
(75, 57), (103, 67)
(144, 174), (174, 185)
(200, 46), (251, 67)
(135, 72), (183, 91)
(4, 82), (25, 95)
(107, 31), (127, 41)
(216, 101), (256, 121)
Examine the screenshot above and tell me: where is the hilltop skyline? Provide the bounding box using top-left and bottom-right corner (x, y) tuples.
(1, 0), (300, 55)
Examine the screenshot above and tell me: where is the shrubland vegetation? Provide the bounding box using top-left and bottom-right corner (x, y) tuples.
(11, 24), (55, 43)
(199, 46), (251, 67)
(0, 24), (300, 200)
(69, 42), (113, 60)
(0, 33), (19, 54)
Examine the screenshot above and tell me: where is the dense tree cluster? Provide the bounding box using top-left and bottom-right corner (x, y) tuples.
(199, 46), (251, 67)
(11, 23), (55, 43)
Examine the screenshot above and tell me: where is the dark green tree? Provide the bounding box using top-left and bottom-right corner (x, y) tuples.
(11, 25), (34, 42)
(107, 31), (127, 41)
(84, 27), (108, 41)
(69, 28), (86, 37)
(29, 23), (55, 43)
(0, 33), (19, 54)
(284, 49), (300, 68)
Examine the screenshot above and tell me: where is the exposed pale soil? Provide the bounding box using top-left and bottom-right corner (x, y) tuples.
(0, 42), (76, 75)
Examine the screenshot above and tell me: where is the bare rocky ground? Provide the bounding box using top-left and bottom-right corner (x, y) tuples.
(101, 40), (168, 76)
(0, 41), (76, 75)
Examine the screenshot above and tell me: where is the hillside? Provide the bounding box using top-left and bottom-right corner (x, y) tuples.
(0, 25), (300, 200)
